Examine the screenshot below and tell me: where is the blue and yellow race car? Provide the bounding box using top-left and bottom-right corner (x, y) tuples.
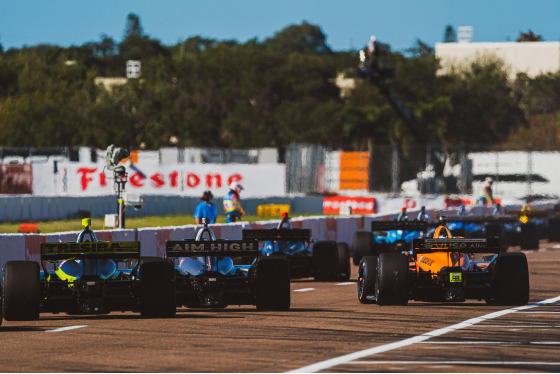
(1, 219), (175, 320)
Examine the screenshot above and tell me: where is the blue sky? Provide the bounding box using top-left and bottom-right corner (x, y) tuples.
(1, 0), (559, 53)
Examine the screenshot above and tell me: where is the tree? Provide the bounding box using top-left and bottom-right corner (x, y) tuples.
(443, 57), (525, 144)
(264, 21), (332, 54)
(517, 29), (543, 42)
(118, 13), (169, 63)
(443, 25), (457, 43)
(123, 13), (143, 40)
(94, 34), (117, 57)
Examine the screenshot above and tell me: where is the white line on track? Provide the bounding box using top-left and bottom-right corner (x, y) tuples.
(45, 325), (87, 333)
(335, 282), (355, 286)
(421, 341), (560, 345)
(350, 360), (560, 367)
(293, 288), (315, 292)
(469, 324), (560, 328)
(287, 295), (560, 373)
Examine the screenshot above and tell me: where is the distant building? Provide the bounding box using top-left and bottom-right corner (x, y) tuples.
(95, 60), (143, 91)
(436, 41), (560, 79)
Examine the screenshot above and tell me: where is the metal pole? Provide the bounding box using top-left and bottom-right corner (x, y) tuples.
(391, 145), (399, 195)
(527, 147), (533, 198)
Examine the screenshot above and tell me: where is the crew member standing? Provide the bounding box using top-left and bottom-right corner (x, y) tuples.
(478, 178), (495, 206)
(194, 190), (218, 224)
(223, 182), (245, 223)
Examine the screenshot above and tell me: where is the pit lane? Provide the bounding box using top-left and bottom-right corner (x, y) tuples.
(1, 244), (559, 373)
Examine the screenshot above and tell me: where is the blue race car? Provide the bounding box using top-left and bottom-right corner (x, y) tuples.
(166, 219), (290, 310)
(352, 220), (429, 265)
(242, 214), (350, 281)
(1, 218), (175, 320)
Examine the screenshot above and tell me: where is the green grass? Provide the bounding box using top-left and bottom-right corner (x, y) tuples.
(0, 214), (311, 234)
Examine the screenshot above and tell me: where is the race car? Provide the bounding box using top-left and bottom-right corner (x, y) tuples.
(1, 218), (176, 320)
(357, 225), (529, 306)
(444, 215), (517, 253)
(0, 280), (2, 326)
(352, 219), (429, 265)
(167, 219), (290, 310)
(242, 214), (350, 281)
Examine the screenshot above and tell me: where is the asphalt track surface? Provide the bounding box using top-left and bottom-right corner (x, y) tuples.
(1, 243), (559, 373)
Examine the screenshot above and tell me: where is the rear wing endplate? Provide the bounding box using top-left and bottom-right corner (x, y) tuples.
(41, 241), (140, 261)
(242, 229), (311, 242)
(371, 220), (428, 232)
(166, 239), (260, 257)
(412, 237), (501, 254)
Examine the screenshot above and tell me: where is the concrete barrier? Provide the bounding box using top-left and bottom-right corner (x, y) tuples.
(0, 195), (325, 222)
(0, 213), (373, 275)
(1, 198), (557, 276)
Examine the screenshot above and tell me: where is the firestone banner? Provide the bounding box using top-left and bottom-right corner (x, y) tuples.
(32, 163), (286, 197)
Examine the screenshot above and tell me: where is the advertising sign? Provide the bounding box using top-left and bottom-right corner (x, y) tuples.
(323, 196), (376, 215)
(32, 163), (286, 197)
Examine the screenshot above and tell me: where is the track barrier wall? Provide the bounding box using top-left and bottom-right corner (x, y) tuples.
(1, 196), (556, 276)
(0, 195), (325, 222)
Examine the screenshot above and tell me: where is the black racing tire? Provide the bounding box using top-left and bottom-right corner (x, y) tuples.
(2, 261), (40, 321)
(357, 256), (377, 304)
(313, 241), (339, 281)
(521, 222), (539, 250)
(336, 242), (351, 281)
(352, 231), (374, 266)
(139, 260), (176, 318)
(255, 257), (290, 311)
(488, 252), (529, 306)
(375, 253), (409, 306)
(486, 223), (508, 253)
(548, 217), (560, 242)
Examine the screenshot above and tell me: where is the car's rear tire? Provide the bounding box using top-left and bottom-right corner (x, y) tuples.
(352, 231), (373, 266)
(376, 253), (409, 306)
(489, 252), (529, 306)
(2, 261), (40, 321)
(139, 259), (176, 318)
(357, 256), (377, 304)
(337, 242), (351, 280)
(255, 257), (290, 311)
(521, 222), (539, 250)
(486, 223), (508, 253)
(313, 241), (339, 281)
(548, 216), (560, 242)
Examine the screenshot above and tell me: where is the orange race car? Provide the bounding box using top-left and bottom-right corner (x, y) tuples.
(357, 225), (529, 306)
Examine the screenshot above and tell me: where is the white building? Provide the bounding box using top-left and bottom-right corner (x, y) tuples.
(436, 41), (560, 79)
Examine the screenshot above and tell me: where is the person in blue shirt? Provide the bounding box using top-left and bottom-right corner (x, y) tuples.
(417, 206), (430, 221)
(194, 190), (218, 224)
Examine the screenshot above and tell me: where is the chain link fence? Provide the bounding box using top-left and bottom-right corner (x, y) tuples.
(285, 143), (560, 200)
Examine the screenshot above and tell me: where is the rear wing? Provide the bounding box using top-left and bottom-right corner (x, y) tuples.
(166, 239), (260, 258)
(242, 229), (311, 242)
(41, 241), (141, 261)
(505, 209), (549, 218)
(412, 237), (501, 255)
(371, 220), (428, 232)
(446, 215), (517, 224)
